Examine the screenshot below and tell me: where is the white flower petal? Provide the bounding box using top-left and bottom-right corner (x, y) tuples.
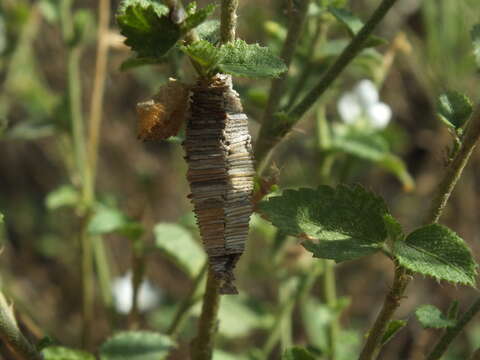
(138, 279), (161, 312)
(112, 272), (161, 314)
(366, 102), (392, 129)
(337, 92), (362, 124)
(355, 80), (379, 108)
(112, 273), (134, 314)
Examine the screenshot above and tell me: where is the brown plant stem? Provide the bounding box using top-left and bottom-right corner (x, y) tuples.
(191, 271), (221, 360)
(358, 105), (480, 360)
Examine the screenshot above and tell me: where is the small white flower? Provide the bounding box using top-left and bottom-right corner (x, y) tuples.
(337, 79), (392, 130)
(112, 271), (161, 314)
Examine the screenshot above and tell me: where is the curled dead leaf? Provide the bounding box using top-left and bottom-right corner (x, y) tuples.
(136, 78), (190, 141)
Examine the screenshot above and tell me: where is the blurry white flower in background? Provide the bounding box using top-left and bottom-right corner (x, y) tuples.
(112, 271), (161, 314)
(337, 79), (392, 130)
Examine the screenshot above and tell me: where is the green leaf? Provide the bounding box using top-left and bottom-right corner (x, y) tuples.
(393, 224), (477, 286)
(180, 40), (222, 72)
(181, 39), (287, 78)
(181, 3), (216, 32)
(328, 7), (387, 48)
(415, 305), (456, 329)
(378, 154), (415, 192)
(117, 0), (215, 60)
(117, 0), (179, 58)
(42, 346), (95, 360)
(282, 347), (316, 360)
(437, 91), (473, 131)
(259, 185), (389, 262)
(471, 24), (480, 68)
(88, 205), (143, 239)
(217, 39), (287, 78)
(331, 127), (415, 190)
(328, 7), (363, 36)
(196, 19), (220, 43)
(46, 185), (79, 210)
(383, 214), (404, 242)
(381, 320), (406, 345)
(217, 296), (273, 338)
(100, 331), (175, 360)
(154, 223), (205, 277)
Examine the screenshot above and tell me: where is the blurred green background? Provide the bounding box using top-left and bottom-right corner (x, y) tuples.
(1, 0), (480, 359)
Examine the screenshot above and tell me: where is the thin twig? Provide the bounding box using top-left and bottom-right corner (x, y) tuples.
(191, 271), (221, 360)
(358, 105), (480, 360)
(255, 0), (400, 169)
(0, 292), (42, 360)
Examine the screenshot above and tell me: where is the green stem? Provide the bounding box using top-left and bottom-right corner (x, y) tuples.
(129, 237), (146, 329)
(259, 0), (311, 146)
(262, 263), (323, 358)
(80, 213), (94, 348)
(0, 292), (42, 360)
(426, 106), (480, 224)
(324, 260), (339, 359)
(254, 0), (399, 168)
(285, 20), (326, 111)
(426, 298), (480, 360)
(220, 0), (238, 43)
(87, 0), (113, 316)
(191, 270), (221, 360)
(61, 0), (96, 346)
(167, 263), (207, 338)
(358, 105), (480, 360)
(93, 236), (113, 308)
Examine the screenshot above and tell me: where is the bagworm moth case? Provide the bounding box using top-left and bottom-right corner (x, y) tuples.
(183, 74), (254, 294)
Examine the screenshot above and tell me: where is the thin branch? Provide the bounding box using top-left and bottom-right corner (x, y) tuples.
(358, 104), (480, 360)
(426, 106), (480, 224)
(255, 0), (400, 168)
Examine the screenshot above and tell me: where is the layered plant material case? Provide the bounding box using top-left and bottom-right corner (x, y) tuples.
(183, 74), (255, 294)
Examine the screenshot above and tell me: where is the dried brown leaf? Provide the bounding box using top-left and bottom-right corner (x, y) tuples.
(136, 78), (190, 141)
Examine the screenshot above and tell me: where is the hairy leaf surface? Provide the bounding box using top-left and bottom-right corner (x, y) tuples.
(415, 304), (456, 329)
(100, 331), (175, 360)
(43, 347), (94, 360)
(259, 185), (390, 262)
(393, 224), (477, 286)
(437, 91), (473, 131)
